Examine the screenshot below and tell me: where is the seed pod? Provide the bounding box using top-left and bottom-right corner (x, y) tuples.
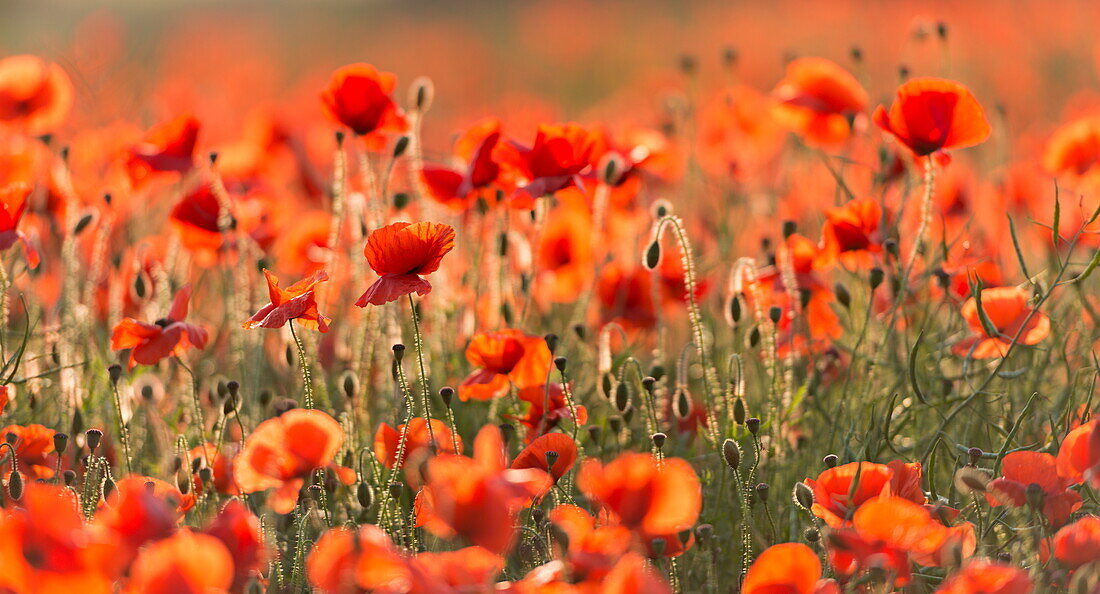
(793, 481), (814, 510)
(733, 396), (747, 425)
(746, 417), (761, 435)
(544, 333), (559, 355)
(614, 382), (630, 412)
(755, 482), (770, 502)
(967, 447), (983, 467)
(835, 282), (851, 309)
(357, 482), (374, 509)
(392, 344), (406, 363)
(554, 357), (567, 373)
(721, 438), (741, 470)
(651, 433), (667, 450)
(341, 371), (359, 400)
(823, 454), (838, 468)
(62, 469), (76, 486)
(392, 136), (410, 158)
(393, 192), (410, 210)
(439, 386), (454, 407)
(108, 364), (122, 385)
(644, 241), (661, 270)
(85, 428), (103, 452)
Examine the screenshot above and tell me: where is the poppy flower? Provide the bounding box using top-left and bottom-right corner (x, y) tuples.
(127, 114), (201, 184)
(421, 118), (510, 210)
(355, 221), (455, 306)
(936, 559), (1032, 594)
(873, 78), (991, 158)
(460, 329), (552, 401)
(596, 262), (658, 329)
(110, 285), (209, 369)
(320, 63), (407, 146)
(985, 451), (1082, 527)
(1044, 116), (1100, 180)
(534, 196), (595, 304)
(504, 123), (595, 208)
(511, 432), (577, 483)
(124, 529), (234, 594)
(887, 459), (929, 505)
(190, 442), (240, 496)
(373, 417), (463, 469)
(307, 525), (408, 593)
(742, 542), (839, 594)
(0, 182), (39, 268)
(0, 55), (73, 135)
(416, 424), (551, 553)
(548, 504), (633, 581)
(1053, 516), (1100, 569)
(577, 453), (701, 535)
(771, 57), (868, 147)
(0, 385), (9, 414)
(1056, 419), (1100, 485)
(513, 383), (588, 442)
(804, 461), (893, 527)
(1, 423), (57, 480)
(93, 477), (180, 572)
(203, 501), (267, 593)
(169, 185), (229, 263)
(954, 286), (1050, 359)
(819, 198), (885, 268)
(244, 269), (331, 333)
(233, 408), (356, 514)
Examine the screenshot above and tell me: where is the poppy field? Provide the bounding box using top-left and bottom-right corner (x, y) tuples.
(5, 1), (1100, 592)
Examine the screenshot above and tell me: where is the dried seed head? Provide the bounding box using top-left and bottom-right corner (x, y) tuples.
(651, 433), (667, 450)
(641, 376), (656, 394)
(721, 439), (741, 470)
(554, 356), (568, 373)
(966, 447), (983, 467)
(823, 454), (839, 468)
(392, 344), (406, 363)
(85, 428), (103, 451)
(746, 417), (761, 435)
(53, 432), (68, 455)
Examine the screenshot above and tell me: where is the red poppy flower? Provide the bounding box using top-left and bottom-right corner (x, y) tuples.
(355, 221), (455, 306)
(596, 262), (657, 329)
(168, 185), (228, 263)
(203, 501), (268, 593)
(110, 285), (209, 369)
(511, 432), (577, 483)
(743, 542), (839, 594)
(421, 118), (509, 210)
(1, 423), (57, 480)
(244, 269), (331, 333)
(985, 451), (1082, 528)
(127, 114), (200, 184)
(93, 477), (180, 572)
(460, 329), (552, 401)
(804, 461), (893, 527)
(504, 123), (595, 208)
(373, 418), (463, 469)
(937, 559), (1032, 594)
(1054, 516), (1100, 569)
(577, 453), (701, 535)
(820, 197), (885, 268)
(954, 286), (1050, 359)
(320, 63), (407, 144)
(548, 504), (633, 581)
(873, 78), (991, 157)
(124, 529), (234, 594)
(1044, 116), (1100, 180)
(233, 408), (356, 514)
(0, 55), (73, 135)
(0, 182), (39, 268)
(772, 57), (868, 147)
(513, 383), (588, 442)
(189, 442), (239, 496)
(1056, 419), (1100, 485)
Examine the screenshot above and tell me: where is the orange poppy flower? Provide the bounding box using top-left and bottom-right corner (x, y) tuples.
(743, 542), (839, 594)
(819, 197), (885, 268)
(873, 78), (991, 157)
(511, 432), (577, 483)
(0, 55), (73, 135)
(125, 529), (234, 594)
(93, 477), (180, 572)
(169, 184), (228, 263)
(127, 114), (200, 184)
(887, 460), (928, 505)
(954, 286), (1050, 359)
(513, 383), (588, 443)
(110, 285), (209, 369)
(233, 408), (356, 514)
(548, 504), (633, 581)
(577, 453), (701, 535)
(320, 63), (407, 145)
(355, 221), (455, 306)
(189, 442), (240, 496)
(771, 57), (868, 147)
(1, 423), (57, 480)
(504, 123), (595, 208)
(416, 424), (551, 553)
(460, 329), (552, 401)
(1044, 116), (1100, 180)
(597, 262), (658, 329)
(1053, 516), (1100, 569)
(244, 269), (331, 333)
(804, 461), (893, 527)
(0, 182), (38, 268)
(0, 483), (114, 593)
(203, 500), (268, 592)
(535, 196), (595, 304)
(937, 559), (1032, 594)
(373, 418), (463, 469)
(1056, 419), (1099, 485)
(985, 451), (1082, 527)
(421, 118), (510, 210)
(0, 385), (8, 415)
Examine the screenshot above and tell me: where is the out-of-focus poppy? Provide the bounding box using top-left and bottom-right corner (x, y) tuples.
(124, 529), (234, 594)
(772, 57), (868, 147)
(742, 542), (839, 594)
(936, 559), (1032, 593)
(804, 461), (893, 527)
(93, 477), (180, 571)
(169, 185), (229, 264)
(1, 423), (57, 480)
(596, 262), (657, 329)
(873, 78), (991, 158)
(503, 123), (595, 208)
(1044, 116), (1100, 180)
(819, 197), (885, 268)
(954, 286), (1050, 359)
(548, 504), (633, 581)
(460, 329), (552, 401)
(534, 196), (595, 304)
(190, 442), (240, 496)
(1056, 419), (1100, 485)
(416, 424), (551, 554)
(1053, 516), (1100, 569)
(373, 417), (462, 469)
(421, 118), (510, 210)
(510, 432), (577, 483)
(0, 55), (73, 135)
(0, 182), (39, 268)
(355, 221), (455, 306)
(110, 285), (209, 369)
(243, 269), (331, 332)
(203, 501), (267, 593)
(321, 63), (407, 147)
(233, 408), (355, 514)
(577, 453), (701, 535)
(985, 451), (1082, 527)
(126, 114), (200, 184)
(513, 383), (587, 442)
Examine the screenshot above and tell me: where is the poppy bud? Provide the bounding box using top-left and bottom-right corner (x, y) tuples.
(133, 274), (147, 299)
(898, 64), (910, 82)
(675, 388), (691, 419)
(798, 288), (812, 311)
(884, 238), (899, 259)
(177, 472), (191, 495)
(644, 240), (661, 270)
(410, 76), (434, 112)
(393, 192), (410, 210)
(103, 193), (113, 205)
(850, 46), (863, 64)
(392, 136), (410, 158)
(823, 454), (838, 468)
(3, 432), (14, 446)
(86, 428), (103, 452)
(62, 469), (76, 486)
(608, 416), (624, 435)
(933, 268), (950, 289)
(869, 267), (885, 290)
(388, 482), (403, 499)
(614, 382), (630, 412)
(598, 153), (623, 187)
(781, 220), (797, 240)
(208, 152), (219, 166)
(696, 523), (714, 545)
(746, 417), (761, 435)
(622, 405), (634, 424)
(73, 212), (94, 236)
(599, 373), (613, 400)
(650, 537), (667, 558)
(722, 46), (738, 69)
(651, 432), (667, 450)
(936, 21), (948, 40)
(439, 386), (454, 407)
(531, 507), (545, 523)
(334, 130), (345, 146)
(103, 475), (117, 499)
(284, 345), (295, 367)
(793, 482), (814, 510)
(768, 306), (782, 324)
(543, 333), (559, 355)
(198, 467), (213, 486)
(356, 482), (373, 509)
(721, 439), (741, 470)
(755, 482), (769, 502)
(678, 54), (697, 76)
(108, 364), (122, 385)
(53, 432), (68, 455)
(835, 283), (851, 309)
(497, 232), (509, 257)
(554, 356), (567, 373)
(749, 326), (762, 348)
(651, 199), (672, 219)
(804, 527), (820, 543)
(223, 396), (236, 415)
(392, 344), (406, 363)
(733, 396), (747, 425)
(259, 390), (273, 408)
(967, 447), (983, 467)
(341, 372), (359, 400)
(572, 323), (586, 340)
(727, 295), (742, 325)
(8, 469), (23, 500)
